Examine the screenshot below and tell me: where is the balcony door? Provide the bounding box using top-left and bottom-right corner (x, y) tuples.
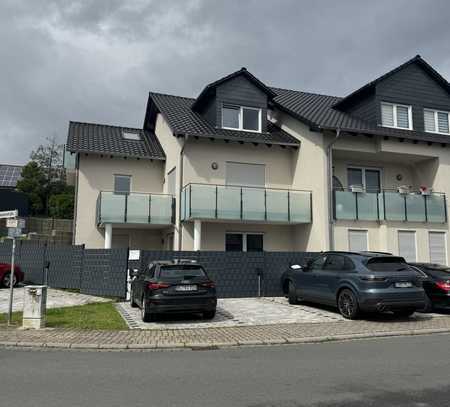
(347, 167), (381, 192)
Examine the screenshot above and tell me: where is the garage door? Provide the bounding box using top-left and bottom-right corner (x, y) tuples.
(348, 229), (368, 252)
(398, 231), (416, 262)
(429, 232), (447, 265)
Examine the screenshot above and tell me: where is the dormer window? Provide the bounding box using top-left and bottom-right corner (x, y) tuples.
(381, 102), (412, 130)
(424, 109), (450, 135)
(122, 131), (141, 140)
(222, 104), (261, 132)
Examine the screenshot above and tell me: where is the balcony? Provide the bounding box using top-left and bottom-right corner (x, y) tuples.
(96, 191), (174, 226)
(181, 183), (312, 224)
(334, 189), (447, 223)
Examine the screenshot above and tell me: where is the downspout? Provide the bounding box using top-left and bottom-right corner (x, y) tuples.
(177, 136), (187, 251)
(326, 128), (341, 251)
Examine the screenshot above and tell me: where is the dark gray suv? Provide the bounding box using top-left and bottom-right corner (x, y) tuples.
(281, 252), (426, 319)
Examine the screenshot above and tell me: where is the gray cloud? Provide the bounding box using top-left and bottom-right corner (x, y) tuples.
(1, 0), (449, 164)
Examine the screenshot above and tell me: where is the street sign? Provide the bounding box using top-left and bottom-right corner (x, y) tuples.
(7, 227), (22, 238)
(0, 210), (18, 219)
(6, 218), (25, 229)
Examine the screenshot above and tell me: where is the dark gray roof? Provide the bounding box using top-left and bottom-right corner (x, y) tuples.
(0, 164), (22, 188)
(148, 92), (299, 146)
(67, 121), (165, 160)
(272, 87), (450, 144)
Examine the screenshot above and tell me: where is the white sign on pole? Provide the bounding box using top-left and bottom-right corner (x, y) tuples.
(0, 210), (18, 219)
(128, 250), (141, 261)
(7, 227), (22, 238)
(7, 218), (25, 229)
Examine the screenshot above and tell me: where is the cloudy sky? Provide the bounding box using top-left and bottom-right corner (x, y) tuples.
(1, 0), (449, 164)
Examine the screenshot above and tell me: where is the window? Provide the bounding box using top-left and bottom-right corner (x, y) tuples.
(310, 255), (327, 270)
(347, 167), (381, 192)
(122, 131), (141, 140)
(323, 255), (345, 271)
(381, 102), (412, 130)
(348, 230), (368, 252)
(429, 232), (447, 265)
(398, 231), (417, 262)
(225, 233), (263, 252)
(222, 104), (261, 132)
(226, 162), (265, 187)
(114, 175), (131, 194)
(424, 109), (450, 135)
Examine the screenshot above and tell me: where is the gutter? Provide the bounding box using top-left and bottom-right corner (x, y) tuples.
(326, 128), (341, 251)
(177, 137), (187, 250)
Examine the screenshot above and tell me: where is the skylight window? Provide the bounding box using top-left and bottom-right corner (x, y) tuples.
(122, 131), (141, 140)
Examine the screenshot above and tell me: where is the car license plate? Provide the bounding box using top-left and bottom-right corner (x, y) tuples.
(175, 284), (197, 292)
(395, 282), (413, 288)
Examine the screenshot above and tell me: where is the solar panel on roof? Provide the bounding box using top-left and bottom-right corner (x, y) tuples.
(0, 165), (22, 188)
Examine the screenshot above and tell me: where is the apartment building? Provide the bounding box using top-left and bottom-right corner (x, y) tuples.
(67, 55), (450, 263)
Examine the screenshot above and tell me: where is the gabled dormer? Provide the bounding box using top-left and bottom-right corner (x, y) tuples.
(191, 67), (277, 133)
(333, 55), (450, 134)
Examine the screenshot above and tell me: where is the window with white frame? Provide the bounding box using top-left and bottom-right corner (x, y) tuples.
(225, 232), (264, 252)
(424, 109), (450, 135)
(381, 102), (413, 130)
(429, 232), (447, 265)
(348, 229), (368, 252)
(222, 104), (261, 132)
(347, 166), (381, 192)
(398, 231), (417, 262)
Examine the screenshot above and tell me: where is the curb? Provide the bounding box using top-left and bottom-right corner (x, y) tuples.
(1, 327), (450, 350)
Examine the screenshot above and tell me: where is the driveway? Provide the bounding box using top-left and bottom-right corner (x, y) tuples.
(115, 296), (443, 330)
(0, 287), (110, 313)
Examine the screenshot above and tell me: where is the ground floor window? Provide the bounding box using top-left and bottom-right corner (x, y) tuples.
(429, 232), (447, 265)
(225, 233), (264, 252)
(348, 229), (368, 252)
(398, 230), (416, 262)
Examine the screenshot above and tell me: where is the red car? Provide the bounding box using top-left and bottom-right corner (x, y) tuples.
(0, 263), (24, 288)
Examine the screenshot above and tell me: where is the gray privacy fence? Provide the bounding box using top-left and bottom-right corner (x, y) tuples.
(0, 241), (316, 299)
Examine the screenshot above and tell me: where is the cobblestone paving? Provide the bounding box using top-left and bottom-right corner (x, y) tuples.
(115, 297), (344, 330)
(0, 287), (110, 313)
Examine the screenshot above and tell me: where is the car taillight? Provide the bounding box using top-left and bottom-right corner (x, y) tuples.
(147, 282), (170, 290)
(200, 281), (216, 288)
(359, 275), (387, 282)
(435, 281), (450, 291)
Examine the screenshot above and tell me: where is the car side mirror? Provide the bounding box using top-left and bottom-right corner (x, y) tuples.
(290, 264), (302, 271)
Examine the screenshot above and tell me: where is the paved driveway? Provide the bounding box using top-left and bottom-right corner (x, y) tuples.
(0, 287), (110, 313)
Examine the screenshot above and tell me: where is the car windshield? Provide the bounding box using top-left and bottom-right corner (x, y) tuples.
(159, 265), (206, 279)
(366, 257), (410, 272)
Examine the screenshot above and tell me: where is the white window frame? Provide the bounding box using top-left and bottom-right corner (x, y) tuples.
(428, 231), (448, 265)
(348, 229), (369, 252)
(397, 230), (417, 262)
(113, 174), (132, 194)
(222, 104), (262, 133)
(423, 108), (450, 135)
(347, 166), (382, 190)
(381, 102), (413, 130)
(225, 232), (264, 252)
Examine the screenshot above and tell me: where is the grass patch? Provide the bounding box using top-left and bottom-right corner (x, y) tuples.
(0, 302), (128, 330)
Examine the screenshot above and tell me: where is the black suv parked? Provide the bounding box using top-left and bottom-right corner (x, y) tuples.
(281, 252), (425, 319)
(130, 260), (217, 322)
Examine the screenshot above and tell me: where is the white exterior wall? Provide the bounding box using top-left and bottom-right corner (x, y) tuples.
(74, 154), (165, 249)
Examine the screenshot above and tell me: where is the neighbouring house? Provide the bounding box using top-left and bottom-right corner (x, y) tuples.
(67, 55), (450, 264)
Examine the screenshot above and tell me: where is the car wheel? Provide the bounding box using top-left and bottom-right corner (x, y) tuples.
(203, 310), (216, 320)
(2, 272), (17, 288)
(288, 281), (299, 305)
(141, 297), (154, 322)
(337, 289), (360, 320)
(393, 308), (416, 318)
(129, 287), (138, 308)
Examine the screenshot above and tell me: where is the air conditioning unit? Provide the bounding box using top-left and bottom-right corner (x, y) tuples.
(398, 185), (410, 194)
(350, 185), (364, 193)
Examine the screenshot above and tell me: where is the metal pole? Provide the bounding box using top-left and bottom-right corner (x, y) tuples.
(7, 237), (16, 326)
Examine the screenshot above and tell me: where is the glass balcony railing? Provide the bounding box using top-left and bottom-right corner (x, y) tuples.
(334, 189), (447, 223)
(181, 183), (312, 223)
(96, 192), (174, 225)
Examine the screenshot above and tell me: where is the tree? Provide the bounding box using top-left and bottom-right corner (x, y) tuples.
(17, 137), (75, 219)
(16, 162), (46, 215)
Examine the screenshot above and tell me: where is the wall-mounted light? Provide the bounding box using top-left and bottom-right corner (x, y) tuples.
(396, 174), (403, 181)
(211, 162), (219, 170)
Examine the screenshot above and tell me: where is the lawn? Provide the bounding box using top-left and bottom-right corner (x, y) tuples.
(0, 302), (128, 330)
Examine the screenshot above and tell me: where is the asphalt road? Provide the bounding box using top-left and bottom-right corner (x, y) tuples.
(1, 334), (450, 407)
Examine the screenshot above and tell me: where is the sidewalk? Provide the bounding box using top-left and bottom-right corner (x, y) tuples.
(1, 314), (450, 350)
